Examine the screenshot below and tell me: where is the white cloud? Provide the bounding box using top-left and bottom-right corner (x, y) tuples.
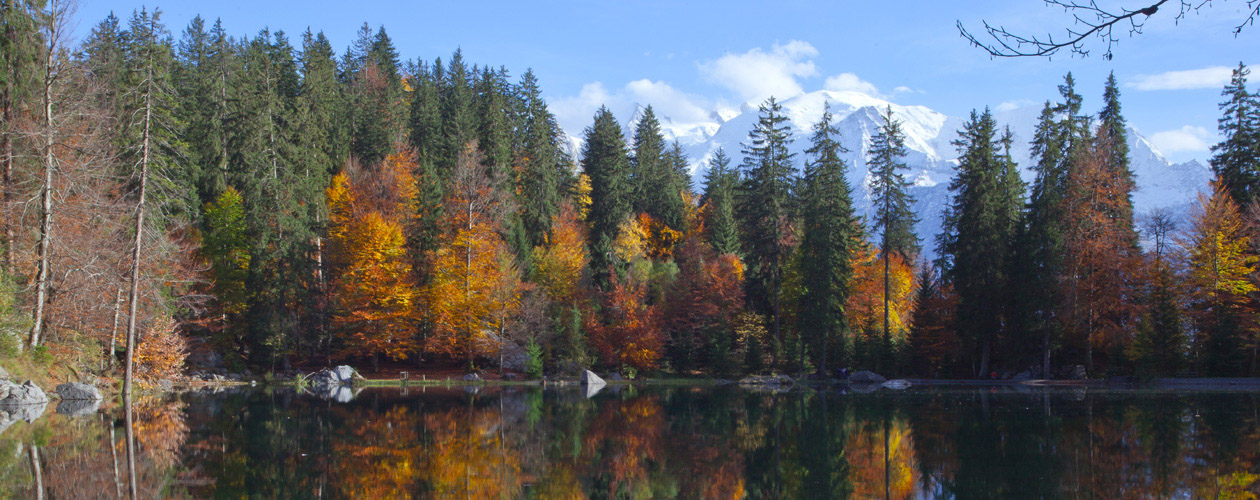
(1149, 126), (1213, 153)
(699, 40), (818, 104)
(549, 80), (714, 140)
(824, 72), (881, 95)
(1130, 66), (1233, 91)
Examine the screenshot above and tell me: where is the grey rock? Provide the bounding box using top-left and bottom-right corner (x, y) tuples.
(55, 382), (102, 401)
(159, 379), (174, 391)
(882, 379), (911, 390)
(55, 398), (100, 417)
(0, 365), (8, 380)
(607, 372), (624, 382)
(1063, 365), (1087, 380)
(849, 371), (887, 384)
(333, 365), (359, 383)
(580, 370), (606, 387)
(1010, 371), (1033, 382)
(503, 373), (519, 381)
(0, 381), (48, 409)
(461, 373), (483, 382)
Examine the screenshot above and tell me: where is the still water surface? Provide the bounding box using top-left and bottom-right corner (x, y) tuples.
(3, 384), (1259, 499)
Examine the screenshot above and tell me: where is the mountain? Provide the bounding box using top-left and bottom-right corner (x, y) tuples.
(562, 90), (1212, 258)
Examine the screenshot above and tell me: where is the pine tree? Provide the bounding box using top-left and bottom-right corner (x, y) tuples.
(1210, 62), (1260, 207)
(582, 106), (632, 289)
(439, 50), (475, 172)
(939, 108), (1025, 377)
(798, 103), (858, 376)
(737, 97), (797, 369)
(701, 148), (740, 255)
(867, 105), (918, 370)
(631, 106), (665, 213)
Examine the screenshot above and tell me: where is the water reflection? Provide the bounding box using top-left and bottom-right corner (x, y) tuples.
(0, 386), (1258, 498)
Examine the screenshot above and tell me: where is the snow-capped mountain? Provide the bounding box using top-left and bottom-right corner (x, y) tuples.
(563, 90), (1211, 257)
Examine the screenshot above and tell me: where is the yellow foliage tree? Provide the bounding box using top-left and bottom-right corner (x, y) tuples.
(532, 202), (588, 307)
(846, 242), (916, 357)
(330, 212), (418, 363)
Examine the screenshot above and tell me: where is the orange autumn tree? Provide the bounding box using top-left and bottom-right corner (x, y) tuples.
(586, 270), (665, 371)
(326, 151), (422, 367)
(423, 143), (520, 369)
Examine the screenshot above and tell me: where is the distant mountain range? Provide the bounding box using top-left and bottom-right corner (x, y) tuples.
(564, 89), (1211, 258)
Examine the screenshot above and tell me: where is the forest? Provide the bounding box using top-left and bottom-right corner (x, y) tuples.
(3, 3), (1260, 384)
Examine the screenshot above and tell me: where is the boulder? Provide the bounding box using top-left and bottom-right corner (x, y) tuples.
(461, 373), (483, 382)
(0, 400), (46, 434)
(332, 365), (359, 384)
(1063, 365), (1087, 380)
(0, 381), (48, 409)
(503, 373), (519, 381)
(581, 370), (606, 387)
(55, 382), (102, 401)
(882, 379), (911, 390)
(607, 372), (624, 382)
(849, 371), (887, 384)
(1010, 371), (1033, 382)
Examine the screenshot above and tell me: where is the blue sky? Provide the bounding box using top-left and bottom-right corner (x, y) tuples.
(72, 0), (1260, 164)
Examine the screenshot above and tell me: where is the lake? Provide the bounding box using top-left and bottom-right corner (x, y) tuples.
(2, 384), (1259, 498)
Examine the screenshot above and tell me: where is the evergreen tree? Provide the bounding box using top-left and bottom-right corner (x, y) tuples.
(631, 105), (666, 213)
(1210, 62), (1260, 207)
(515, 69), (568, 249)
(176, 17), (237, 205)
(0, 0), (43, 273)
(582, 106), (632, 288)
(798, 103), (858, 375)
(701, 148), (740, 255)
(939, 109), (1025, 377)
(439, 49), (475, 172)
(867, 105), (918, 369)
(1098, 72), (1139, 246)
(737, 97), (797, 369)
(661, 140), (692, 230)
(1132, 265), (1185, 377)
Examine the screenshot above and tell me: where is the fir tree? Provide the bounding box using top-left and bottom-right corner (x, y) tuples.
(701, 148), (740, 255)
(631, 105), (666, 213)
(439, 49), (475, 172)
(516, 69), (569, 248)
(582, 106), (632, 289)
(1210, 62), (1260, 207)
(867, 105), (918, 369)
(798, 103), (858, 376)
(939, 108), (1025, 377)
(737, 97), (797, 369)
(1098, 72), (1139, 246)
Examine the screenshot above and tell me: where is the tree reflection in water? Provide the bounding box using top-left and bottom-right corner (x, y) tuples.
(0, 387), (1257, 498)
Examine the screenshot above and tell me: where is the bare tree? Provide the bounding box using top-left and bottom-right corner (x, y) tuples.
(959, 0), (1260, 59)
(1142, 208), (1178, 263)
(28, 0), (74, 348)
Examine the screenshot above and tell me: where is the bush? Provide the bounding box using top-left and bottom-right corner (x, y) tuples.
(135, 315), (188, 381)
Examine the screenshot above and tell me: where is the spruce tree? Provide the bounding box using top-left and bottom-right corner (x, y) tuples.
(867, 105), (918, 370)
(1098, 72), (1139, 246)
(0, 0), (43, 274)
(1210, 62), (1260, 207)
(701, 148), (740, 255)
(439, 49), (475, 172)
(582, 106), (632, 289)
(516, 69), (568, 248)
(737, 96), (797, 369)
(631, 105), (666, 214)
(661, 140), (692, 230)
(939, 108), (1024, 377)
(799, 103), (858, 376)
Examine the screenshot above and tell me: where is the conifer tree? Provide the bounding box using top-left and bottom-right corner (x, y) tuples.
(439, 49), (475, 172)
(582, 107), (632, 288)
(516, 69), (568, 248)
(701, 148), (740, 255)
(631, 106), (665, 213)
(737, 97), (797, 369)
(1210, 62), (1260, 207)
(867, 105), (918, 369)
(798, 103), (858, 375)
(939, 109), (1024, 376)
(1098, 72), (1139, 246)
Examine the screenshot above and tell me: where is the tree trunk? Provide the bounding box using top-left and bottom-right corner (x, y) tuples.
(109, 287), (122, 370)
(124, 394), (138, 500)
(29, 7), (58, 349)
(124, 48), (155, 400)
